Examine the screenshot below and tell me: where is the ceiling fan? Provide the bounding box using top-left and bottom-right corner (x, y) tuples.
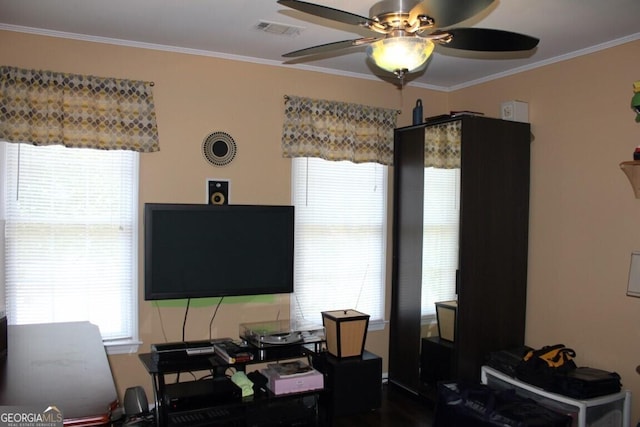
(278, 0), (539, 80)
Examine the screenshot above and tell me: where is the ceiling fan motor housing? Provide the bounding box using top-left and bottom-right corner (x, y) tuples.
(369, 0), (422, 19)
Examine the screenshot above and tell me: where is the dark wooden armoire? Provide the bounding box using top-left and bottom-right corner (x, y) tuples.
(389, 115), (531, 396)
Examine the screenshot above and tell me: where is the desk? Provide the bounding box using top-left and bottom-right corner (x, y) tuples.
(0, 322), (118, 426)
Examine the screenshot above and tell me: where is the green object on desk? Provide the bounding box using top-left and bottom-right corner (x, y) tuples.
(231, 371), (254, 397)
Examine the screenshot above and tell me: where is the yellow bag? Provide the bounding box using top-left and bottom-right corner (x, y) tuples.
(516, 344), (577, 390)
(523, 344), (576, 368)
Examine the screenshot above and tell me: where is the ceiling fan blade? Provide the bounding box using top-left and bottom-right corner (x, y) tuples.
(277, 0), (376, 27)
(282, 38), (379, 57)
(410, 0), (494, 28)
(437, 28), (539, 51)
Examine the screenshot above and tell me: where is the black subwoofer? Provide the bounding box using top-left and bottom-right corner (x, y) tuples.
(420, 337), (454, 386)
(314, 350), (382, 417)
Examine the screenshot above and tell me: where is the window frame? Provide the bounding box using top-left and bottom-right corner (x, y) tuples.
(0, 141), (141, 355)
(290, 157), (387, 331)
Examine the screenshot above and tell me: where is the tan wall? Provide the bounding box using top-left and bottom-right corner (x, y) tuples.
(3, 28), (640, 421)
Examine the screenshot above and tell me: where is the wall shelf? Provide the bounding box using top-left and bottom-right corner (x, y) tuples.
(619, 161), (640, 198)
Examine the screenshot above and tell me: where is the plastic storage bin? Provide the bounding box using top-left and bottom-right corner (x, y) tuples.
(481, 366), (631, 427)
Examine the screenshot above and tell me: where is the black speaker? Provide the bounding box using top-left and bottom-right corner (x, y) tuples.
(124, 386), (149, 416)
(420, 337), (454, 386)
(0, 315), (7, 359)
(314, 350), (382, 417)
(208, 180), (229, 205)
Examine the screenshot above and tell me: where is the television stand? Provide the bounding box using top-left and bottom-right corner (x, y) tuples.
(139, 341), (326, 427)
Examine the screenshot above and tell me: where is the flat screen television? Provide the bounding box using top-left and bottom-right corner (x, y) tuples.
(144, 203), (294, 300)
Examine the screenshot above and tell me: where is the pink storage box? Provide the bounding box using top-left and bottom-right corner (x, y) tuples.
(261, 367), (324, 395)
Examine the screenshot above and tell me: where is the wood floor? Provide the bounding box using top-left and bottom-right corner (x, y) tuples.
(333, 382), (435, 427)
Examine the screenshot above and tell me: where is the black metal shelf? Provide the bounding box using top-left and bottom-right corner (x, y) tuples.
(139, 342), (326, 427)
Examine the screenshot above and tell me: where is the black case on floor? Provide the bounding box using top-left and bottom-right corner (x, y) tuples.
(433, 382), (572, 427)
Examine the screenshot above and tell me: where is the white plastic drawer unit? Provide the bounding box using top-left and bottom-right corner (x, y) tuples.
(480, 366), (631, 427)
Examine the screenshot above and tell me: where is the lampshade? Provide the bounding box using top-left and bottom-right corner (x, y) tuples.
(367, 37), (435, 74)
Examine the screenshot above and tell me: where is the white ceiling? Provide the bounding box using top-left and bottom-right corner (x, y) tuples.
(1, 0), (639, 90)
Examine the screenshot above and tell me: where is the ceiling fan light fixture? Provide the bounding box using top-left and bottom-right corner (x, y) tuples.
(366, 37), (434, 75)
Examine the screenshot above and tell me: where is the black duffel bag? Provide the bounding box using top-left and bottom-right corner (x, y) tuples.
(486, 346), (533, 377)
(515, 344), (577, 391)
(553, 367), (622, 399)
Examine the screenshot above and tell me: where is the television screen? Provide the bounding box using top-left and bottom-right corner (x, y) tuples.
(144, 203), (294, 300)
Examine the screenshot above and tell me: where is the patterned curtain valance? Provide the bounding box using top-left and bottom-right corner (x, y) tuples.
(0, 66), (159, 152)
(425, 120), (461, 168)
(281, 95), (397, 166)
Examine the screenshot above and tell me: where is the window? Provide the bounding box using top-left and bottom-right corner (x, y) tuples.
(1, 142), (139, 353)
(291, 157), (386, 328)
(421, 167), (460, 317)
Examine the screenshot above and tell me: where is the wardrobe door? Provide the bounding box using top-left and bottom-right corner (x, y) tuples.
(389, 126), (425, 393)
(456, 117), (530, 382)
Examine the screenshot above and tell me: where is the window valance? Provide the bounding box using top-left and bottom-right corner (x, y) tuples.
(281, 95), (397, 165)
(425, 120), (461, 168)
(0, 66), (159, 152)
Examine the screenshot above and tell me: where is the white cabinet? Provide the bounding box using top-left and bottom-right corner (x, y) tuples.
(481, 366), (631, 427)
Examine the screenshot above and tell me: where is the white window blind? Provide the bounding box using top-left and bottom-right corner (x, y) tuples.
(2, 142), (138, 346)
(421, 167), (460, 316)
(291, 157), (386, 327)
